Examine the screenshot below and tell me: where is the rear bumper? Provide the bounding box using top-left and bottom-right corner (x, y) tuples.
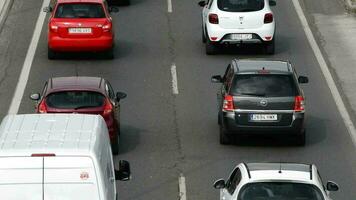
(48, 35), (114, 52)
(221, 111), (305, 134)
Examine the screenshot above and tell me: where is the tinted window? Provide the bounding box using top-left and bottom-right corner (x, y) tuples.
(46, 91), (105, 109)
(231, 75), (297, 97)
(238, 182), (324, 200)
(55, 3), (106, 18)
(217, 0), (264, 12)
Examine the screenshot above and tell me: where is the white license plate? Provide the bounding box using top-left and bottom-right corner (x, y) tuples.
(231, 34), (252, 40)
(68, 28), (92, 34)
(250, 114), (278, 121)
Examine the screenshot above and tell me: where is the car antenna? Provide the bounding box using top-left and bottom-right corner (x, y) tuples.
(278, 161), (282, 174)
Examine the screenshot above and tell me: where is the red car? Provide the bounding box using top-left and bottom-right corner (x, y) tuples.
(44, 0), (118, 59)
(30, 76), (127, 154)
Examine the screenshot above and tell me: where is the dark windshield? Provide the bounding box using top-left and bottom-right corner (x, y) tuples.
(238, 182), (325, 200)
(217, 0), (264, 12)
(46, 91), (105, 109)
(55, 3), (106, 18)
(231, 74), (297, 97)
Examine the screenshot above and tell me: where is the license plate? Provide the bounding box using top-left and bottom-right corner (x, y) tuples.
(68, 28), (92, 34)
(250, 114), (278, 121)
(231, 34), (252, 40)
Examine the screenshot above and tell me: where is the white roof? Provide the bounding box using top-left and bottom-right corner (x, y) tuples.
(0, 114), (106, 156)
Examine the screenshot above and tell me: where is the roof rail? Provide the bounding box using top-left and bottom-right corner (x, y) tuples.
(243, 163), (251, 178)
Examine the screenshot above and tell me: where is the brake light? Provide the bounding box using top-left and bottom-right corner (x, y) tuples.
(294, 96), (305, 112)
(264, 13), (273, 24)
(209, 13), (219, 24)
(31, 153), (56, 157)
(103, 99), (113, 116)
(102, 22), (112, 32)
(38, 100), (47, 113)
(223, 95), (234, 112)
(49, 22), (58, 33)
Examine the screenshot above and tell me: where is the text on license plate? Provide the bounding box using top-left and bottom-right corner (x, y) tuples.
(231, 34), (252, 40)
(68, 28), (92, 34)
(250, 114), (278, 121)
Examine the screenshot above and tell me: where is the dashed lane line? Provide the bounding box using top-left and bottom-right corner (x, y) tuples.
(171, 63), (179, 95)
(167, 0), (173, 13)
(179, 173), (187, 200)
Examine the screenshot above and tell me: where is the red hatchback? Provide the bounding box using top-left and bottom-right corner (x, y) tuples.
(44, 0), (118, 59)
(30, 76), (127, 154)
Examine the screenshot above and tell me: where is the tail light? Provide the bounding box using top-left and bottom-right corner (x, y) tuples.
(222, 95), (234, 112)
(264, 13), (273, 24)
(294, 96), (305, 112)
(49, 22), (58, 33)
(103, 99), (113, 116)
(102, 22), (112, 32)
(209, 13), (219, 24)
(38, 100), (47, 113)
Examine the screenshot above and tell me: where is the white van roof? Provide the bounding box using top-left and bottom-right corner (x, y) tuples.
(0, 114), (108, 156)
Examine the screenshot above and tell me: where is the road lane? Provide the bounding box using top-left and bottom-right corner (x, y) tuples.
(1, 0), (355, 199)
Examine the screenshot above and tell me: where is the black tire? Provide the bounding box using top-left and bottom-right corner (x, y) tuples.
(48, 47), (56, 60)
(202, 26), (207, 43)
(121, 0), (130, 6)
(206, 40), (219, 55)
(111, 135), (119, 155)
(219, 125), (230, 145)
(264, 38), (275, 55)
(106, 48), (114, 59)
(295, 129), (306, 146)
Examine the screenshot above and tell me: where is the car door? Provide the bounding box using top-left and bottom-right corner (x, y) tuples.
(202, 0), (213, 24)
(105, 81), (119, 122)
(221, 166), (242, 200)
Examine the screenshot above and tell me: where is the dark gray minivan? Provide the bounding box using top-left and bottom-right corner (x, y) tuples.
(212, 59), (308, 145)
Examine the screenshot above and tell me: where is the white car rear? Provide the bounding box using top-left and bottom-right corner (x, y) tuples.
(199, 0), (276, 54)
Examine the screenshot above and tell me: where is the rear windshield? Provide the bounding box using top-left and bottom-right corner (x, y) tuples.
(230, 74), (297, 97)
(55, 3), (106, 18)
(238, 182), (324, 200)
(46, 91), (105, 109)
(217, 0), (265, 12)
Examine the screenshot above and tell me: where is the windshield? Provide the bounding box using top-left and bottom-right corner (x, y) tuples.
(217, 0), (265, 12)
(231, 74), (297, 97)
(46, 91), (105, 109)
(238, 182), (325, 200)
(55, 3), (106, 18)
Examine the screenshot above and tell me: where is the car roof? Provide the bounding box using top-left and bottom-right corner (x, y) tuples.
(233, 59), (293, 74)
(47, 76), (105, 93)
(0, 114), (107, 156)
(57, 0), (104, 3)
(245, 163), (314, 182)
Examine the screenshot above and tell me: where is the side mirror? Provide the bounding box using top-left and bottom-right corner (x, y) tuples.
(43, 6), (53, 13)
(115, 160), (131, 181)
(269, 0), (276, 6)
(30, 93), (41, 101)
(298, 76), (309, 84)
(326, 181), (339, 191)
(116, 92), (127, 102)
(109, 6), (119, 13)
(198, 1), (206, 7)
(211, 75), (223, 83)
(213, 179), (225, 189)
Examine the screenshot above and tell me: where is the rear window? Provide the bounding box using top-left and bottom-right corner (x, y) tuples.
(230, 74), (297, 97)
(217, 0), (265, 12)
(55, 3), (106, 18)
(46, 91), (105, 109)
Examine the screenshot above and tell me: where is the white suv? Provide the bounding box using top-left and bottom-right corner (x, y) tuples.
(214, 162), (339, 200)
(198, 0), (276, 55)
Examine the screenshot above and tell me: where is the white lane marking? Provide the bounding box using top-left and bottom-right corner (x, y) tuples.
(178, 173), (187, 200)
(171, 63), (179, 94)
(7, 0), (50, 114)
(292, 0), (356, 147)
(167, 0), (173, 13)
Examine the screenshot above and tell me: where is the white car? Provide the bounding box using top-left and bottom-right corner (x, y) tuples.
(214, 162), (339, 200)
(198, 0), (276, 55)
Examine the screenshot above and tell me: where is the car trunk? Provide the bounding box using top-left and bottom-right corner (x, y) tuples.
(52, 18), (108, 38)
(218, 11), (265, 30)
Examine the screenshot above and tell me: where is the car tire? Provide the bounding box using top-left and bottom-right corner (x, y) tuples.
(106, 48), (114, 59)
(122, 0), (130, 6)
(219, 125), (230, 145)
(111, 135), (119, 155)
(264, 38), (275, 55)
(206, 40), (219, 55)
(48, 47), (56, 60)
(295, 129), (306, 146)
(202, 26), (207, 43)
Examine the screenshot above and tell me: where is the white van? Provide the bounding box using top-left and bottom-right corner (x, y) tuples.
(0, 114), (131, 200)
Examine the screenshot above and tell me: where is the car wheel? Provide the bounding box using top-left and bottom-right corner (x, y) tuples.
(48, 47), (56, 60)
(264, 38), (275, 55)
(202, 26), (207, 43)
(106, 48), (114, 59)
(206, 40), (219, 55)
(219, 125), (230, 145)
(122, 0), (130, 6)
(111, 135), (119, 155)
(295, 129), (306, 146)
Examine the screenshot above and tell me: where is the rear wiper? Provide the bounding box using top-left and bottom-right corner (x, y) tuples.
(74, 105), (99, 110)
(239, 92), (266, 97)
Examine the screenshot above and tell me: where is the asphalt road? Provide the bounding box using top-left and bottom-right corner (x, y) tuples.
(0, 0), (355, 199)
